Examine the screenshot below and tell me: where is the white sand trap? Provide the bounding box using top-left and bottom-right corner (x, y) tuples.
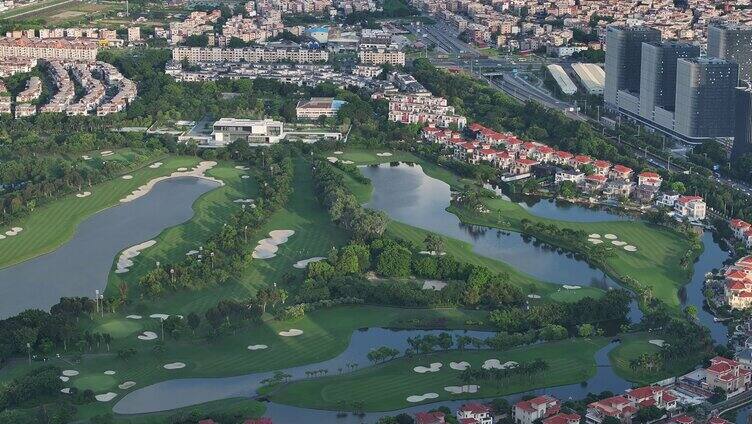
(269, 230), (295, 243)
(482, 359), (518, 370)
(611, 240), (627, 246)
(279, 329), (304, 337)
(418, 250), (446, 256)
(527, 294), (541, 299)
(422, 280), (447, 291)
(588, 234), (601, 238)
(76, 191), (91, 198)
(406, 393), (439, 403)
(186, 250), (199, 256)
(624, 245), (637, 252)
(150, 314), (169, 320)
(137, 331), (158, 341)
(4, 227), (22, 236)
(118, 381), (136, 390)
(588, 239), (603, 244)
(604, 234), (618, 240)
(327, 157), (338, 163)
(60, 376), (69, 382)
(562, 285), (581, 290)
(233, 198), (255, 203)
(101, 150), (113, 155)
(252, 249), (277, 259)
(0, 235), (5, 240)
(341, 160), (354, 164)
(445, 385), (479, 394)
(376, 152), (393, 157)
(649, 339), (666, 347)
(247, 344), (268, 350)
(81, 155), (91, 160)
(293, 257), (327, 269)
(104, 370), (116, 375)
(413, 362), (442, 373)
(95, 392), (117, 402)
(163, 362), (186, 370)
(115, 240), (156, 274)
(122, 175), (133, 180)
(234, 165), (250, 170)
(450, 361), (470, 371)
(61, 388), (71, 394)
(62, 370), (79, 377)
(148, 162), (163, 169)
(120, 162), (223, 203)
(241, 175), (250, 179)
(126, 315), (142, 319)
(334, 151), (344, 154)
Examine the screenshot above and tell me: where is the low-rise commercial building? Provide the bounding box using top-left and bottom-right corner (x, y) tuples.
(358, 47), (405, 66)
(172, 46), (329, 64)
(295, 97), (347, 119)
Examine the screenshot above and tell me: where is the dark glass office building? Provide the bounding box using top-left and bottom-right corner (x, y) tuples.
(733, 85), (752, 158)
(708, 22), (752, 83)
(638, 41), (700, 120)
(604, 26), (661, 108)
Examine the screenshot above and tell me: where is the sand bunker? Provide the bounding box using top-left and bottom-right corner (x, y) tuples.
(450, 361), (470, 371)
(148, 162), (163, 169)
(118, 381), (136, 390)
(376, 152), (393, 157)
(233, 198), (255, 203)
(588, 234), (601, 238)
(115, 240), (156, 274)
(406, 393), (439, 403)
(120, 162), (223, 203)
(186, 250), (199, 256)
(413, 362), (442, 373)
(122, 175), (133, 180)
(59, 376), (69, 382)
(341, 160), (354, 164)
(241, 175), (250, 179)
(62, 370), (79, 377)
(0, 235), (5, 240)
(624, 245), (637, 252)
(137, 331), (158, 341)
(5, 227), (23, 236)
(422, 280), (447, 291)
(419, 250), (446, 256)
(604, 234), (618, 240)
(269, 230), (295, 242)
(61, 388), (71, 394)
(177, 167), (188, 171)
(327, 157), (338, 163)
(95, 392), (117, 402)
(104, 370), (116, 375)
(611, 241), (627, 246)
(253, 230), (294, 260)
(649, 339), (666, 347)
(588, 239), (603, 244)
(234, 165), (250, 170)
(163, 362), (186, 369)
(333, 151), (344, 154)
(445, 385), (479, 394)
(150, 314), (170, 320)
(527, 294), (541, 299)
(293, 257), (326, 269)
(81, 155), (91, 160)
(562, 285), (581, 290)
(279, 329), (303, 337)
(126, 315), (142, 319)
(76, 191), (91, 198)
(482, 359), (518, 370)
(247, 344), (269, 350)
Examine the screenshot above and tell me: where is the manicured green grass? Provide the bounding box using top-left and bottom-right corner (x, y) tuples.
(0, 154), (201, 269)
(270, 338), (608, 411)
(609, 332), (697, 385)
(78, 398), (266, 423)
(452, 198), (696, 309)
(106, 161), (259, 300)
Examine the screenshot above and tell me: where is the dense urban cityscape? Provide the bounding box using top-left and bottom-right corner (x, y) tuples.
(0, 0), (751, 423)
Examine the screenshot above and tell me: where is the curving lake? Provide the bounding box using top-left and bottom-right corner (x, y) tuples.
(0, 177), (219, 318)
(361, 163), (622, 290)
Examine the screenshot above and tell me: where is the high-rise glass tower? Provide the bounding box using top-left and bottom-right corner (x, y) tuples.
(604, 26), (661, 108)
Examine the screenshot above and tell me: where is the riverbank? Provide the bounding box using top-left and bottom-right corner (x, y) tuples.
(0, 154), (203, 270)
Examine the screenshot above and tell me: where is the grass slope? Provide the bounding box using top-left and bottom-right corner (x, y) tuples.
(270, 338), (608, 411)
(0, 153), (200, 269)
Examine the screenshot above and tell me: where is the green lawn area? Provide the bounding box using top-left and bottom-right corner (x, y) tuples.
(0, 153), (200, 270)
(609, 332), (697, 385)
(269, 338), (608, 411)
(328, 148), (696, 309)
(452, 198), (696, 309)
(77, 397), (266, 423)
(2, 305), (488, 420)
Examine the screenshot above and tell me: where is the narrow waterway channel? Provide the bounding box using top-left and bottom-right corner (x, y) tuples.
(0, 177), (220, 318)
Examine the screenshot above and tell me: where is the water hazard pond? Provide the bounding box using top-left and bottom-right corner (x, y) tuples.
(0, 177), (219, 318)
